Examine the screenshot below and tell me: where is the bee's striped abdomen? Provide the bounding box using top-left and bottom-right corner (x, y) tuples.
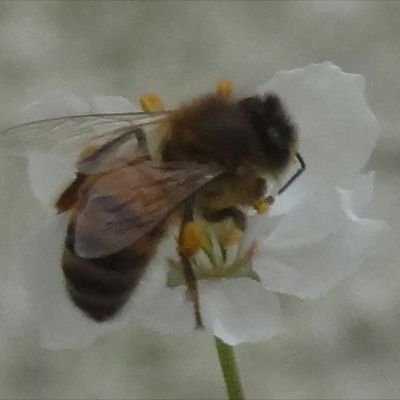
(62, 221), (164, 322)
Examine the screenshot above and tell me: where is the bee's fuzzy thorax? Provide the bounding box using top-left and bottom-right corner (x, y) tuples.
(162, 93), (297, 176)
(162, 95), (266, 169)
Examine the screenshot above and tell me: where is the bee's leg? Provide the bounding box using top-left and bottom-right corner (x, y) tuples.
(178, 196), (203, 329)
(55, 173), (87, 212)
(201, 207), (247, 231)
(216, 79), (234, 98)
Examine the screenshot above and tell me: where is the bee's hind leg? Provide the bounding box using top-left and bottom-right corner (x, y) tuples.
(178, 195), (203, 329)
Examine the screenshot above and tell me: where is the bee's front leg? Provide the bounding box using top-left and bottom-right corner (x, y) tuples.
(201, 207), (247, 231)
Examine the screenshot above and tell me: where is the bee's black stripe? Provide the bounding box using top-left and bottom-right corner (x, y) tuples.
(62, 222), (164, 322)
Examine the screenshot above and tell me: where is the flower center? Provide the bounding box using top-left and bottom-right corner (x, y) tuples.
(167, 219), (260, 288)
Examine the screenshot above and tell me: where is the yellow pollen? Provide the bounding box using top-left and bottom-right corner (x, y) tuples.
(222, 227), (243, 247)
(253, 196), (274, 214)
(180, 222), (202, 258)
(139, 93), (165, 112)
(216, 79), (234, 98)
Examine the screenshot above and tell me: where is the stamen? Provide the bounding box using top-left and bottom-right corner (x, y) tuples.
(179, 222), (203, 258)
(216, 79), (234, 98)
(139, 93), (165, 112)
(253, 196), (274, 214)
(221, 228), (243, 247)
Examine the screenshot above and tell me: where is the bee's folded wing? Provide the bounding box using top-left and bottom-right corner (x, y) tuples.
(73, 161), (223, 258)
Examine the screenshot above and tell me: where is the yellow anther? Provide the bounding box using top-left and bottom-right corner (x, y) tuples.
(253, 196), (275, 214)
(180, 222), (202, 258)
(222, 227), (243, 247)
(139, 92), (165, 112)
(216, 79), (234, 98)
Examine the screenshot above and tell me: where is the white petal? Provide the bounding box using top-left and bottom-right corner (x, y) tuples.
(199, 278), (283, 345)
(21, 91), (91, 210)
(134, 285), (195, 336)
(255, 216), (390, 300)
(0, 262), (33, 340)
(258, 62), (379, 214)
(24, 94), (139, 211)
(248, 173), (376, 250)
(337, 172), (375, 216)
(264, 186), (347, 250)
(27, 152), (75, 211)
(268, 180), (310, 217)
(20, 91), (90, 122)
(116, 234), (195, 336)
(254, 173), (389, 298)
(89, 96), (137, 113)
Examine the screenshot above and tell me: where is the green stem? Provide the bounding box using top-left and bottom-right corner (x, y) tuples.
(214, 336), (245, 400)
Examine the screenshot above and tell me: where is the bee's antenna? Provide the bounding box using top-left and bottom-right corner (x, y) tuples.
(277, 152), (306, 195)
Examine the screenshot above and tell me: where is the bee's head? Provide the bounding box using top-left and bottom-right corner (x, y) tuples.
(238, 94), (297, 173)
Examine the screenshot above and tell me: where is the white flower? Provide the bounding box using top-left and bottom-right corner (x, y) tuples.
(3, 62), (390, 349)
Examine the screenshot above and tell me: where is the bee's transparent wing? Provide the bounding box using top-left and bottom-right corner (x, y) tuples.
(0, 112), (169, 174)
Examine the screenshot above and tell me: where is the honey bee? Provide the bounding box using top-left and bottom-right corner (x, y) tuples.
(1, 81), (305, 325)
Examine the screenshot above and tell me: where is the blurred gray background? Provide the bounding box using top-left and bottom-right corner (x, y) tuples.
(1, 1), (400, 399)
